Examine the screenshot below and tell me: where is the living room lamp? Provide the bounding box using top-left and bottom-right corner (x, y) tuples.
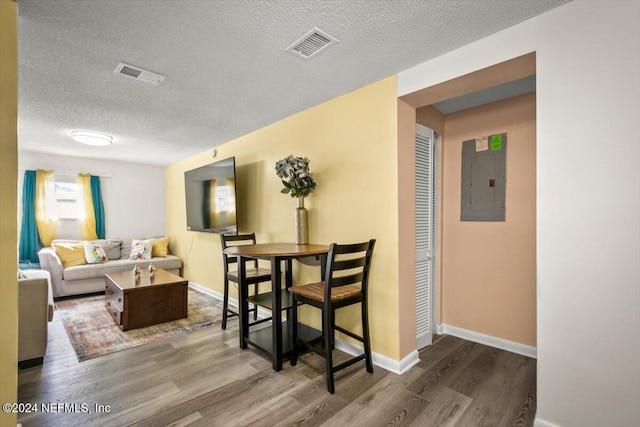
(71, 130), (113, 146)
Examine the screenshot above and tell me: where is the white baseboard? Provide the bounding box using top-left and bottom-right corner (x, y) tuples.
(189, 281), (419, 375)
(189, 281), (271, 319)
(437, 323), (537, 359)
(334, 337), (420, 375)
(188, 281), (272, 318)
(533, 417), (561, 427)
(397, 350), (421, 374)
(188, 281), (221, 298)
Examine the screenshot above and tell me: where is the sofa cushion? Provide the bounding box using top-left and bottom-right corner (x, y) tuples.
(51, 239), (82, 245)
(52, 239), (121, 261)
(120, 238), (132, 260)
(52, 243), (87, 268)
(62, 255), (182, 282)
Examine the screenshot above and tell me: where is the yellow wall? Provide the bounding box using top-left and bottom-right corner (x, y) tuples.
(0, 0), (18, 425)
(167, 76), (402, 359)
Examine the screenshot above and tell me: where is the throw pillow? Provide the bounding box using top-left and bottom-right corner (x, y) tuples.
(151, 237), (169, 257)
(129, 239), (152, 260)
(92, 239), (121, 260)
(52, 244), (87, 268)
(84, 241), (108, 264)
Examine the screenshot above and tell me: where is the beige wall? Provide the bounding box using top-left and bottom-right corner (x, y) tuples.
(397, 99), (417, 358)
(18, 151), (167, 240)
(167, 77), (403, 359)
(397, 104), (446, 357)
(416, 106), (445, 137)
(0, 0), (18, 425)
(394, 91), (537, 355)
(400, 55), (536, 356)
(402, 52), (535, 108)
(441, 93), (536, 346)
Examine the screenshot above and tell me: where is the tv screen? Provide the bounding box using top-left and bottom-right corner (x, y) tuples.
(184, 157), (237, 234)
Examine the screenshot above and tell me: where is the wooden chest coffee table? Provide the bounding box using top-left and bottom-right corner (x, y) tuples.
(105, 268), (188, 331)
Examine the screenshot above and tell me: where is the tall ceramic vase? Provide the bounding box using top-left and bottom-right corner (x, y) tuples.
(295, 197), (309, 244)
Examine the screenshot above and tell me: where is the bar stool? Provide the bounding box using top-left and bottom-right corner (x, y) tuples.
(220, 233), (272, 329)
(289, 239), (376, 393)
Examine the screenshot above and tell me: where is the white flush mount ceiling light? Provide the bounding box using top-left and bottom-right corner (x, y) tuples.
(71, 130), (113, 146)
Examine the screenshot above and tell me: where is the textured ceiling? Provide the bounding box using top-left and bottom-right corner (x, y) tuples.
(17, 0), (569, 166)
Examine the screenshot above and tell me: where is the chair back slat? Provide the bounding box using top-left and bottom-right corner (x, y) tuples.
(332, 257), (366, 272)
(332, 241), (371, 255)
(329, 272), (364, 288)
(324, 239), (375, 300)
(221, 234), (256, 244)
(221, 233), (259, 269)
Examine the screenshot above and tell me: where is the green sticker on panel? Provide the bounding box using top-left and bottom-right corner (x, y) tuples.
(490, 134), (503, 150)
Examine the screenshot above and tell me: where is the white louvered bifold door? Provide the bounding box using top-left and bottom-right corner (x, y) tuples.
(415, 123), (436, 350)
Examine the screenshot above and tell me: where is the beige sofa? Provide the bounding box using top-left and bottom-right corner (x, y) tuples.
(38, 238), (182, 298)
(19, 270), (55, 369)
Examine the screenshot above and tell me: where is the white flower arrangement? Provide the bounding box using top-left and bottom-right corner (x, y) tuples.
(275, 155), (317, 198)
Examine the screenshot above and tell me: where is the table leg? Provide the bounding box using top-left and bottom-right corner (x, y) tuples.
(272, 257), (282, 371)
(285, 258), (297, 363)
(285, 259), (293, 290)
(238, 256), (248, 349)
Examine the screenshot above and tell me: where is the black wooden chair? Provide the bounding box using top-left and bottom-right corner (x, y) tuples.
(220, 233), (272, 329)
(289, 239), (376, 394)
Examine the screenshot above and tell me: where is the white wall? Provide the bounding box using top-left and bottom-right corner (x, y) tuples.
(18, 150), (166, 240)
(398, 1), (640, 427)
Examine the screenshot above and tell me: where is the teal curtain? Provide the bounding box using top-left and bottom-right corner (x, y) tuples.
(90, 175), (105, 239)
(19, 170), (42, 264)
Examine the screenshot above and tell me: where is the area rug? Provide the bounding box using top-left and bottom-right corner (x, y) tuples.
(55, 288), (223, 362)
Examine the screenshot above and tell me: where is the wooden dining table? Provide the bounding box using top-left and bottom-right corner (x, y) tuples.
(222, 242), (329, 371)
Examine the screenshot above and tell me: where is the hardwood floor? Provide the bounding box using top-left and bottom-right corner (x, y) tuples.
(18, 313), (536, 426)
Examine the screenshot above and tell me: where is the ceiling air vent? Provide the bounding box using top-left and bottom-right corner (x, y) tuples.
(286, 27), (339, 60)
(114, 62), (166, 85)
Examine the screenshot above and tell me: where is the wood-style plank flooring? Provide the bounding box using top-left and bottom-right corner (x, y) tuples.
(18, 310), (536, 427)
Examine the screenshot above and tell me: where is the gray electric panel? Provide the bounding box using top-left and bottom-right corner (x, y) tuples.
(461, 133), (507, 221)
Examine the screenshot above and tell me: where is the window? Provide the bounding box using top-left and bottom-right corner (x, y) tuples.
(214, 184), (232, 213)
(54, 181), (85, 220)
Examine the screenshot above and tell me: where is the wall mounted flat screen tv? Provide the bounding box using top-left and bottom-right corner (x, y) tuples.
(184, 156), (237, 234)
